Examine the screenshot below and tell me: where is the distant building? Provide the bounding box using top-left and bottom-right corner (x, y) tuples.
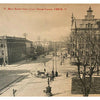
(0, 36), (33, 65)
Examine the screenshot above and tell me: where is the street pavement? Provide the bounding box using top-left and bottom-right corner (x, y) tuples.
(0, 54), (88, 97)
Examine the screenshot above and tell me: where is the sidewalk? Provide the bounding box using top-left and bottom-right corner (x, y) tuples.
(0, 54), (50, 70)
(51, 75), (72, 96)
(50, 58), (77, 96)
(0, 60), (27, 69)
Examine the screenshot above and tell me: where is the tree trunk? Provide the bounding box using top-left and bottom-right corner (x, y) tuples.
(97, 65), (99, 76)
(83, 92), (89, 96)
(83, 65), (89, 97)
(83, 84), (89, 97)
(77, 65), (80, 78)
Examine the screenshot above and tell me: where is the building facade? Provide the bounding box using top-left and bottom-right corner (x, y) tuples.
(0, 36), (33, 65)
(69, 7), (100, 57)
(71, 7), (100, 32)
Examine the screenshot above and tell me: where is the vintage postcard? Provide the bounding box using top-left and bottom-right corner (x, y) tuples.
(0, 4), (100, 97)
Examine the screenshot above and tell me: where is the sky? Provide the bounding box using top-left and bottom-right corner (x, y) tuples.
(0, 4), (100, 41)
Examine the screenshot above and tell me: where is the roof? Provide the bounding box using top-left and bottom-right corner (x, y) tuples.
(0, 36), (33, 43)
(71, 7), (100, 30)
(72, 19), (100, 29)
(87, 6), (93, 12)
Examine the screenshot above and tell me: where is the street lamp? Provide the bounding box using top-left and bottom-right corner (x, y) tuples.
(23, 33), (27, 61)
(52, 56), (54, 78)
(51, 41), (56, 78)
(44, 77), (52, 96)
(55, 50), (58, 77)
(43, 61), (46, 74)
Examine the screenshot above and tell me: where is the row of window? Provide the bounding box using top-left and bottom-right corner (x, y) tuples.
(70, 51), (100, 57)
(80, 23), (93, 28)
(86, 23), (93, 28)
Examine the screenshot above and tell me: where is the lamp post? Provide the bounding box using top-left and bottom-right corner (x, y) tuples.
(55, 49), (58, 77)
(52, 56), (54, 78)
(44, 61), (46, 74)
(23, 33), (27, 61)
(44, 77), (52, 96)
(55, 56), (58, 76)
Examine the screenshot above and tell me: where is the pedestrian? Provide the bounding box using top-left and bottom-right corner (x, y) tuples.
(44, 68), (46, 72)
(66, 72), (68, 77)
(13, 89), (17, 97)
(46, 73), (49, 77)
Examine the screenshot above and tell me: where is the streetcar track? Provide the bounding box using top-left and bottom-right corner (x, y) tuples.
(0, 75), (28, 95)
(0, 55), (52, 96)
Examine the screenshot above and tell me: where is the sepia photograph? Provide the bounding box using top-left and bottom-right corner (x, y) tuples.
(0, 4), (100, 97)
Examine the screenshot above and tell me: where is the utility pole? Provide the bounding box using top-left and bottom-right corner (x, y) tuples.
(23, 33), (27, 61)
(54, 42), (58, 76)
(3, 36), (6, 66)
(52, 55), (54, 78)
(55, 53), (58, 76)
(51, 41), (55, 78)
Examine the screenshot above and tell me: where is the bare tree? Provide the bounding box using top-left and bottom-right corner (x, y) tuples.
(68, 29), (100, 96)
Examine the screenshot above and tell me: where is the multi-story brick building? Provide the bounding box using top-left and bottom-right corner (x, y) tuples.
(0, 36), (34, 65)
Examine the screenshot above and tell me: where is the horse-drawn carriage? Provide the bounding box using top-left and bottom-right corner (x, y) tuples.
(34, 70), (48, 78)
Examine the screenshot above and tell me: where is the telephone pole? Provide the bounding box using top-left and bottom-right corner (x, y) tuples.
(23, 33), (28, 60)
(3, 36), (6, 66)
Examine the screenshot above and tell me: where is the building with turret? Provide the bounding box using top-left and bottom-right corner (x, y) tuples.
(71, 6), (100, 32)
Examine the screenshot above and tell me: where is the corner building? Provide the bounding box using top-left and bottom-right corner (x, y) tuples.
(0, 36), (33, 65)
(70, 7), (100, 56)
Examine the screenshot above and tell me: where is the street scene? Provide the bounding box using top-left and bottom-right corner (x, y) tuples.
(0, 4), (100, 97)
(0, 52), (77, 96)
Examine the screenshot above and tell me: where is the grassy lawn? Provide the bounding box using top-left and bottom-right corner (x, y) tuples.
(72, 77), (100, 94)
